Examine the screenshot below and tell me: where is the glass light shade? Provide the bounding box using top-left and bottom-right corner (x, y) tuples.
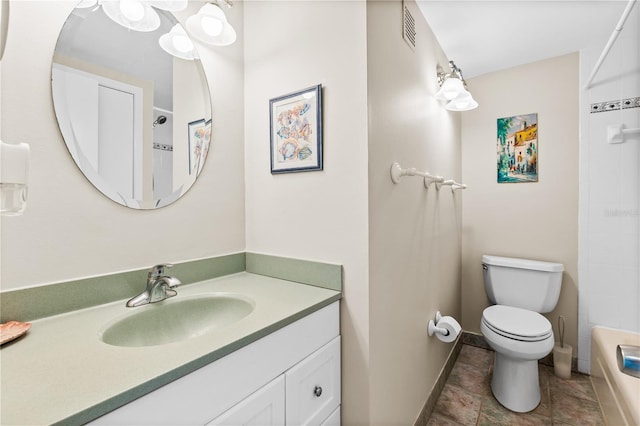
(75, 0), (99, 8)
(144, 0), (188, 11)
(446, 96), (479, 111)
(186, 3), (237, 46)
(159, 24), (199, 60)
(435, 76), (465, 101)
(121, 0), (145, 21)
(201, 15), (224, 36)
(102, 0), (160, 32)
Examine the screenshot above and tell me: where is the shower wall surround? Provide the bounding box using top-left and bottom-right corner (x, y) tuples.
(578, 5), (640, 372)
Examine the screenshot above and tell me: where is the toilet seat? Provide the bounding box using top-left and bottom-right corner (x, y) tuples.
(482, 305), (552, 342)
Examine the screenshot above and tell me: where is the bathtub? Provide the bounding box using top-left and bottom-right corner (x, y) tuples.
(591, 326), (640, 426)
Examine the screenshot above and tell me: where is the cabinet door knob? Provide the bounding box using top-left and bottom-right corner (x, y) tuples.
(313, 386), (323, 397)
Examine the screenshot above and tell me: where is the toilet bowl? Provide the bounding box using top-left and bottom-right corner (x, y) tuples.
(481, 305), (554, 412)
(480, 255), (563, 413)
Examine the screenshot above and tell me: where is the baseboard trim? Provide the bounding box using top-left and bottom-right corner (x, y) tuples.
(461, 330), (491, 350)
(414, 335), (463, 426)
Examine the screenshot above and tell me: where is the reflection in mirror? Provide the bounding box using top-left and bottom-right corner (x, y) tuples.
(52, 2), (212, 209)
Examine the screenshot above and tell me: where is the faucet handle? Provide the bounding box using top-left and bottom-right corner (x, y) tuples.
(148, 263), (174, 278)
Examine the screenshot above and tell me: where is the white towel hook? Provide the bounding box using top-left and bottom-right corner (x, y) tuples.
(436, 179), (467, 192)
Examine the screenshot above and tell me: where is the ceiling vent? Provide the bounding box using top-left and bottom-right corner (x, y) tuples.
(402, 1), (416, 51)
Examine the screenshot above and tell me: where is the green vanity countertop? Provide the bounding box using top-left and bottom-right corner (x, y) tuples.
(0, 272), (341, 425)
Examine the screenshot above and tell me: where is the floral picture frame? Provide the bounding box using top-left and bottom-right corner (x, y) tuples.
(188, 118), (211, 175)
(269, 84), (323, 174)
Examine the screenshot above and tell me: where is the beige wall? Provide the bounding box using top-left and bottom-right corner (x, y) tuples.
(461, 53), (580, 350)
(367, 1), (462, 424)
(0, 1), (245, 290)
(243, 1), (371, 424)
(245, 1), (464, 423)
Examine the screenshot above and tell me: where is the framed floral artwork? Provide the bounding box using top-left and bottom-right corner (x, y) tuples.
(269, 84), (323, 174)
(188, 118), (211, 175)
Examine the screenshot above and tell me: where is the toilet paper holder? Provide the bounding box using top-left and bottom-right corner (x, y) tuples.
(427, 311), (460, 341)
(428, 321), (450, 337)
(427, 311), (461, 343)
(427, 311), (448, 337)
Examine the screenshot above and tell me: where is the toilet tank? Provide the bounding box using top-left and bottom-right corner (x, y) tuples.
(482, 255), (564, 313)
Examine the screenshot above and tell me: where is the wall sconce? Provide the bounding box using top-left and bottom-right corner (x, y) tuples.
(77, 0), (236, 60)
(436, 60), (478, 111)
(78, 0), (188, 32)
(186, 2), (237, 46)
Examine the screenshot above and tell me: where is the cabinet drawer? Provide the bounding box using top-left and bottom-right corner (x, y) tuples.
(285, 336), (340, 425)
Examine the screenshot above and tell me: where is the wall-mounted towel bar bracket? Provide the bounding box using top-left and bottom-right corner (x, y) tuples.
(390, 162), (466, 191)
(390, 162), (444, 187)
(608, 124), (640, 144)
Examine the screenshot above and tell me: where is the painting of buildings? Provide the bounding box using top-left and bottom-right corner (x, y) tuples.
(497, 113), (538, 183)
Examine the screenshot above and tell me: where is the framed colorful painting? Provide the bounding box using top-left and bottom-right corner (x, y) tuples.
(269, 84), (323, 174)
(188, 118), (211, 175)
(497, 113), (538, 183)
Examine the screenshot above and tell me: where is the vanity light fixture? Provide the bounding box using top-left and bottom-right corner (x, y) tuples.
(159, 24), (199, 60)
(86, 0), (189, 32)
(145, 0), (188, 11)
(101, 0), (162, 32)
(186, 2), (237, 46)
(436, 60), (478, 111)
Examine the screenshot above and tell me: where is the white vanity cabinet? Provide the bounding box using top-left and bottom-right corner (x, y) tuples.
(209, 335), (341, 426)
(90, 301), (340, 426)
(284, 336), (341, 425)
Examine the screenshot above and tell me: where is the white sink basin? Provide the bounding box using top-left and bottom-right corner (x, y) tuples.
(99, 294), (255, 347)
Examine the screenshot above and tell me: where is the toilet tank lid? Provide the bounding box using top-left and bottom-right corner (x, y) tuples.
(482, 255), (564, 272)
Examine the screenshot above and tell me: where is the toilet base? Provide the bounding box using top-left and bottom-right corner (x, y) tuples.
(491, 352), (541, 413)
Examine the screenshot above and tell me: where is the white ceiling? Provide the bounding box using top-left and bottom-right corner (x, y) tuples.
(416, 1), (632, 79)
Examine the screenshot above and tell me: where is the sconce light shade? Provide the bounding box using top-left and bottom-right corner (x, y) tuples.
(102, 0), (161, 32)
(435, 77), (465, 101)
(446, 86), (479, 111)
(445, 95), (479, 111)
(435, 60), (478, 111)
(145, 0), (188, 11)
(186, 3), (236, 46)
(159, 24), (198, 60)
(75, 0), (99, 8)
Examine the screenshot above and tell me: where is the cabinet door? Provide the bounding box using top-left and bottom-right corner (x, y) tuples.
(320, 406), (340, 426)
(285, 336), (341, 425)
(207, 375), (285, 426)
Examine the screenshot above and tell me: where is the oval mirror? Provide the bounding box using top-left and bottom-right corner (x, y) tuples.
(52, 1), (212, 209)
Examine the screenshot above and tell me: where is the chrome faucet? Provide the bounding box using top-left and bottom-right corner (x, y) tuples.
(126, 264), (182, 307)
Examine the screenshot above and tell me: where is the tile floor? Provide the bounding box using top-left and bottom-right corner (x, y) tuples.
(428, 344), (606, 426)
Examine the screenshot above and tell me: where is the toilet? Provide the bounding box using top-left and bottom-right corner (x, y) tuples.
(480, 255), (564, 413)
